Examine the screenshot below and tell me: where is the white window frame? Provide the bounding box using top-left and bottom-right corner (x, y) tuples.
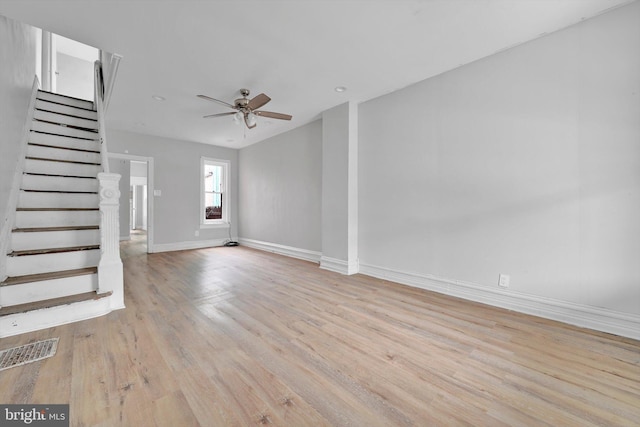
(200, 157), (230, 229)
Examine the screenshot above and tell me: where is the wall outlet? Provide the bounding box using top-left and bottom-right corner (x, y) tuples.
(498, 274), (510, 288)
(194, 230), (199, 237)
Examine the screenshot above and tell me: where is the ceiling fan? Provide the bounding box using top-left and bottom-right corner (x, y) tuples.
(197, 88), (292, 129)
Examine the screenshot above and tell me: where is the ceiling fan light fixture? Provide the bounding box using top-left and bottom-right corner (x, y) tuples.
(246, 112), (257, 127)
(233, 111), (243, 124)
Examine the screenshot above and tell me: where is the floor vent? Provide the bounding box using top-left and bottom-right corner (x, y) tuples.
(0, 338), (59, 371)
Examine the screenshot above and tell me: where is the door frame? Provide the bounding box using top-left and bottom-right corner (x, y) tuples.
(108, 153), (155, 253)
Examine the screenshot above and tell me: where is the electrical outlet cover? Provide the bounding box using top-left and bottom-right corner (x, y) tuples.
(498, 274), (510, 288)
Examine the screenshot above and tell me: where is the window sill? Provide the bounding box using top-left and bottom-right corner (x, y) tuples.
(200, 222), (230, 229)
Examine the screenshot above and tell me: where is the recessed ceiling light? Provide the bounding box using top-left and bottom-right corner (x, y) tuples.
(334, 86), (347, 93)
(152, 95), (166, 101)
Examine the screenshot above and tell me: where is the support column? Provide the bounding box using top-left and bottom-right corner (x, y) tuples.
(320, 102), (358, 274)
(97, 172), (124, 308)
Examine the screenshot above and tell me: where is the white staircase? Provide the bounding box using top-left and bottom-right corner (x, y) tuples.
(0, 90), (119, 332)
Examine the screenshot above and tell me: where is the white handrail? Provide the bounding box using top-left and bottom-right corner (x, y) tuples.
(102, 53), (122, 112)
(94, 61), (110, 174)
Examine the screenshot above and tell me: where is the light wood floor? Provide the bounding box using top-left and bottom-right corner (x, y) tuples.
(1, 233), (639, 426)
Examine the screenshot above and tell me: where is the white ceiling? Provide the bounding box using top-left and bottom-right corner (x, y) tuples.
(0, 0), (634, 148)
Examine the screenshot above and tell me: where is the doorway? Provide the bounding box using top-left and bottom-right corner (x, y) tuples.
(40, 31), (99, 100)
(108, 153), (154, 253)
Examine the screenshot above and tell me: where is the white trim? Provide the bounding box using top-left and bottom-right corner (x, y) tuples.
(149, 238), (230, 253)
(0, 295), (121, 338)
(108, 153), (154, 252)
(0, 76), (40, 281)
(201, 157), (230, 227)
(359, 262), (640, 341)
(320, 256), (359, 275)
(239, 238), (322, 264)
(200, 222), (230, 230)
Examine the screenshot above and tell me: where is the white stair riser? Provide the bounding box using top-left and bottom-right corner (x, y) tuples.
(24, 159), (101, 178)
(32, 121), (98, 140)
(35, 99), (97, 120)
(27, 144), (101, 164)
(18, 191), (99, 209)
(12, 229), (100, 252)
(30, 132), (101, 152)
(0, 274), (97, 306)
(7, 249), (100, 276)
(34, 110), (98, 130)
(37, 91), (94, 110)
(15, 210), (100, 229)
(22, 174), (98, 193)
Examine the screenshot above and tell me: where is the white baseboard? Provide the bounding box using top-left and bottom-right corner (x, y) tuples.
(320, 256), (359, 275)
(149, 238), (229, 253)
(239, 238), (321, 264)
(359, 262), (640, 341)
(0, 295), (122, 338)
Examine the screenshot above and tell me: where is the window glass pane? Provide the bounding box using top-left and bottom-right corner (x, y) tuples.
(203, 160), (226, 222)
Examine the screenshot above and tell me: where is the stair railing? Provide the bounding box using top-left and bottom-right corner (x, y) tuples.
(100, 52), (122, 112)
(94, 60), (124, 308)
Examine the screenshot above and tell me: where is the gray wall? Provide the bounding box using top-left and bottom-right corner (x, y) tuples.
(0, 15), (37, 228)
(358, 2), (640, 315)
(238, 120), (322, 252)
(107, 129), (238, 246)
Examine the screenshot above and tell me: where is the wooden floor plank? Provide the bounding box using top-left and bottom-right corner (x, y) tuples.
(0, 231), (638, 426)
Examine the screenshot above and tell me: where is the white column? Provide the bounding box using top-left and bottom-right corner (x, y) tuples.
(320, 102), (359, 274)
(97, 172), (124, 308)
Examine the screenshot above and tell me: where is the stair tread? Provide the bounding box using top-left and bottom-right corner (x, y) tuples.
(31, 129), (99, 142)
(33, 119), (99, 133)
(37, 91), (95, 110)
(29, 142), (101, 154)
(10, 245), (100, 257)
(35, 107), (97, 122)
(25, 156), (101, 165)
(13, 226), (99, 233)
(1, 267), (98, 287)
(0, 291), (111, 317)
(17, 208), (99, 211)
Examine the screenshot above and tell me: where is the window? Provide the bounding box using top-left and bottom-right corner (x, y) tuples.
(201, 157), (229, 227)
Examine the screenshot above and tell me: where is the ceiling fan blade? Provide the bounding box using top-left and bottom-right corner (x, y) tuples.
(203, 112), (236, 118)
(255, 110), (292, 121)
(197, 94), (236, 109)
(247, 93), (271, 110)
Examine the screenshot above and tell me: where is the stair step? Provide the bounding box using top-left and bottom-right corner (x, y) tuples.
(34, 109), (98, 131)
(32, 121), (98, 140)
(27, 144), (101, 164)
(0, 291), (109, 317)
(10, 245), (100, 257)
(1, 267), (97, 286)
(7, 248), (100, 276)
(21, 174), (98, 193)
(14, 225), (99, 232)
(18, 191), (99, 209)
(30, 132), (101, 152)
(35, 99), (97, 120)
(15, 210), (100, 229)
(0, 270), (97, 307)
(24, 158), (102, 178)
(37, 90), (94, 111)
(11, 228), (100, 252)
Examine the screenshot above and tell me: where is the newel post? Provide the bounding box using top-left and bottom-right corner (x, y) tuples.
(97, 172), (124, 308)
